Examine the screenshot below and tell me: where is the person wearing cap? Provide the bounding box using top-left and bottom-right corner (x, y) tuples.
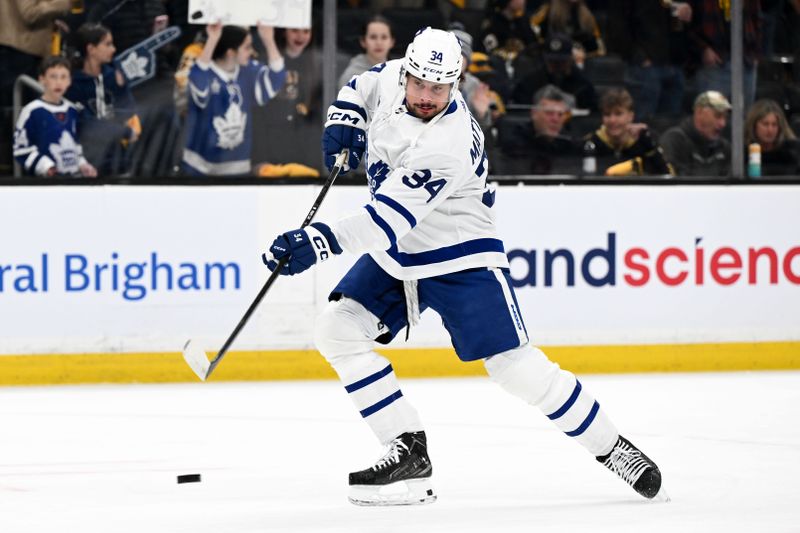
(530, 0), (606, 67)
(479, 0), (538, 56)
(511, 32), (597, 112)
(658, 90), (732, 176)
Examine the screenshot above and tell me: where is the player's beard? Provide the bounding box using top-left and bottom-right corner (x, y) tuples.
(409, 101), (445, 121)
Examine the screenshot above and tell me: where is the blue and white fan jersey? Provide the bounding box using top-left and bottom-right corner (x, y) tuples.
(13, 99), (87, 176)
(329, 59), (508, 280)
(183, 58), (286, 176)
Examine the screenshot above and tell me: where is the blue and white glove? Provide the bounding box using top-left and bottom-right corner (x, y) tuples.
(262, 222), (342, 276)
(322, 100), (367, 173)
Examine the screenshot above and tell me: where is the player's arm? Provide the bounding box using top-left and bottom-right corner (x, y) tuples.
(186, 23), (222, 110)
(263, 155), (466, 276)
(321, 66), (384, 172)
(252, 23), (286, 106)
(256, 23), (283, 70)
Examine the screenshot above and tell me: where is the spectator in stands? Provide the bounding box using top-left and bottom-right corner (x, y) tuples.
(659, 90), (731, 177)
(0, 0), (70, 174)
(0, 0), (69, 108)
(496, 84), (583, 174)
(587, 88), (672, 176)
(66, 23), (141, 176)
(251, 27), (322, 176)
(511, 33), (597, 111)
(689, 0), (761, 108)
(760, 0), (783, 57)
(530, 0), (606, 67)
(744, 98), (800, 175)
(13, 56), (97, 177)
(338, 15), (395, 88)
(607, 0), (692, 121)
(451, 23), (506, 149)
(181, 23), (286, 176)
(479, 0), (539, 56)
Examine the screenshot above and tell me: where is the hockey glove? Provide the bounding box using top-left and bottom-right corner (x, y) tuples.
(322, 100), (367, 173)
(262, 222), (342, 276)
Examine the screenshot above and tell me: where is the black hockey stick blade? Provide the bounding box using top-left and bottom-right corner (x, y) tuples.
(181, 150), (349, 381)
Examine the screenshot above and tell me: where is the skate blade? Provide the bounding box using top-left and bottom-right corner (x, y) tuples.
(348, 478), (437, 507)
(652, 486), (671, 503)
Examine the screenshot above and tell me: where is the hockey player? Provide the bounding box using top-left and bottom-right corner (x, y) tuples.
(14, 56), (97, 178)
(263, 27), (665, 506)
(181, 22), (286, 176)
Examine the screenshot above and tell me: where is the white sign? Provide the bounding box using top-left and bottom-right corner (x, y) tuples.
(188, 0), (311, 28)
(493, 185), (800, 345)
(0, 185), (798, 356)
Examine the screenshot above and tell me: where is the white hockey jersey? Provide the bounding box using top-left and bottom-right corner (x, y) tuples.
(329, 60), (509, 280)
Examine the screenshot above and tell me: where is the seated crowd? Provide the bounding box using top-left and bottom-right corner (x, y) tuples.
(2, 0), (800, 178)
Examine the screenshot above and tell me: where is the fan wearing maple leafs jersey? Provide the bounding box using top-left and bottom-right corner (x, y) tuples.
(14, 57), (96, 177)
(181, 23), (286, 176)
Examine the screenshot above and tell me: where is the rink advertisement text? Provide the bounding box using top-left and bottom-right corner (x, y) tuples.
(0, 252), (241, 301)
(508, 233), (800, 288)
(1, 184), (798, 354)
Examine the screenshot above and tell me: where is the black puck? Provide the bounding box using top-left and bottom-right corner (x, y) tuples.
(177, 474), (201, 484)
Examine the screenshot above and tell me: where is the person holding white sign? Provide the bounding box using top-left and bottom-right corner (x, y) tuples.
(262, 27), (666, 506)
(181, 22), (286, 176)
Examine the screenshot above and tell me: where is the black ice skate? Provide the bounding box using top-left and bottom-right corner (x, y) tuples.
(597, 435), (669, 501)
(348, 431), (436, 506)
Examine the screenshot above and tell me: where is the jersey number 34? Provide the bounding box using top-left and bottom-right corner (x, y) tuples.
(402, 169), (446, 203)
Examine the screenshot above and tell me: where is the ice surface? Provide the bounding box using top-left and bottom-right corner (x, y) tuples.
(1, 371), (798, 533)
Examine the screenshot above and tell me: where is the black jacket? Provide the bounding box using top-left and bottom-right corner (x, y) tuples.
(607, 0), (690, 67)
(659, 118), (731, 177)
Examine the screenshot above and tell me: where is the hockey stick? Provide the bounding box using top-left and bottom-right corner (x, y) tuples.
(182, 150), (349, 381)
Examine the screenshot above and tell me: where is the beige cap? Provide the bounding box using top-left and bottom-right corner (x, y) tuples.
(694, 90), (732, 112)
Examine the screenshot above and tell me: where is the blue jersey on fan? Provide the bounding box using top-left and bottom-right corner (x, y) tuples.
(13, 98), (87, 176)
(182, 58), (286, 176)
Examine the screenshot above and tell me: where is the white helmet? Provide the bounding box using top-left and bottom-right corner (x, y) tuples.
(401, 27), (463, 102)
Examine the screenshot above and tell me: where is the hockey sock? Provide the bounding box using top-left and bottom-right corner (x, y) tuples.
(334, 351), (424, 444)
(315, 298), (424, 444)
(485, 344), (618, 456)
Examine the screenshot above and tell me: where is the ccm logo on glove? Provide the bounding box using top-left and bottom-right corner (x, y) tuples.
(322, 100), (367, 173)
(262, 222), (342, 276)
(327, 111), (361, 126)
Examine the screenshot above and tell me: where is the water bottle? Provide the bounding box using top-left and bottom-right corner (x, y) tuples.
(748, 143), (761, 178)
(582, 140), (597, 176)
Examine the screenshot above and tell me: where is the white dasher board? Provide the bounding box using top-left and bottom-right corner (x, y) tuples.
(188, 0), (311, 28)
